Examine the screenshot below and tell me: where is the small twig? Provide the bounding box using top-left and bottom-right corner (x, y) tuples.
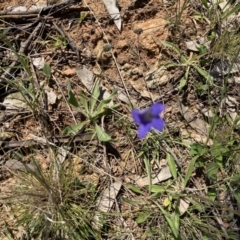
(0, 133), (96, 149)
(0, 22), (43, 82)
(0, 19), (40, 33)
(0, 0), (79, 17)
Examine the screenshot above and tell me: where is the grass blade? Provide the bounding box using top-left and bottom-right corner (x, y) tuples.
(166, 152), (177, 180)
(161, 41), (181, 55)
(183, 155), (199, 189)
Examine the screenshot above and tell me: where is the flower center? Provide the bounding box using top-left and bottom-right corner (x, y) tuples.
(141, 110), (153, 124)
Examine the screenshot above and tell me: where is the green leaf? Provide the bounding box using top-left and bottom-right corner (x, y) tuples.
(79, 91), (89, 114)
(144, 156), (152, 192)
(121, 197), (144, 205)
(193, 65), (213, 83)
(161, 41), (181, 55)
(95, 124), (111, 142)
(183, 155), (199, 189)
(233, 192), (240, 206)
(136, 212), (151, 224)
(179, 78), (187, 90)
(190, 143), (207, 156)
(198, 45), (208, 55)
(207, 31), (216, 41)
(95, 89), (117, 114)
(207, 188), (217, 201)
(231, 174), (240, 182)
(201, 0), (208, 8)
(43, 63), (51, 78)
(154, 201), (179, 238)
(206, 162), (219, 180)
(127, 184), (143, 194)
(173, 209), (180, 233)
(166, 152), (177, 180)
(90, 80), (101, 114)
(62, 121), (88, 135)
(180, 55), (188, 64)
(67, 89), (80, 109)
(150, 185), (165, 194)
(164, 62), (179, 68)
(221, 4), (240, 21)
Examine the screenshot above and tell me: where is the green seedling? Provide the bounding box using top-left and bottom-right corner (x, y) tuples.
(161, 40), (214, 91)
(63, 79), (118, 142)
(77, 12), (88, 24)
(41, 34), (67, 50)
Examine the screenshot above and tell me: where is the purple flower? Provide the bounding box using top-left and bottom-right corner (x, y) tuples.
(132, 103), (165, 139)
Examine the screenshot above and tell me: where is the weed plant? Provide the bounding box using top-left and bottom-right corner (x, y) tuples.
(1, 0), (240, 239)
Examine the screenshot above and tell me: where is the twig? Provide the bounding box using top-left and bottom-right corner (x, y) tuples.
(0, 0), (80, 17)
(0, 133), (96, 150)
(0, 22), (43, 82)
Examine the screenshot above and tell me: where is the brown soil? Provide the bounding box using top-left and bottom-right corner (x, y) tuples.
(1, 0), (239, 238)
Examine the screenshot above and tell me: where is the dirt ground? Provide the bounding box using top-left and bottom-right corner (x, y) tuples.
(1, 0), (240, 238)
(0, 0), (193, 166)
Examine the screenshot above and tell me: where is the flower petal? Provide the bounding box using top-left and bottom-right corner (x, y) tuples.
(151, 103), (165, 117)
(138, 123), (151, 139)
(151, 117), (165, 131)
(132, 109), (141, 124)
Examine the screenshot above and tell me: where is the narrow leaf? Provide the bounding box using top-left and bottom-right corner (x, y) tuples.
(233, 192), (240, 205)
(144, 156), (152, 192)
(207, 188), (217, 201)
(206, 162), (219, 180)
(62, 121), (87, 135)
(136, 212), (151, 224)
(96, 89), (117, 113)
(221, 4), (240, 21)
(173, 208), (180, 231)
(183, 155), (199, 188)
(43, 63), (51, 78)
(166, 152), (177, 180)
(95, 124), (111, 142)
(68, 89), (80, 109)
(179, 78), (187, 90)
(79, 91), (89, 113)
(193, 65), (213, 83)
(201, 0), (208, 8)
(150, 185), (165, 194)
(154, 201), (179, 238)
(90, 80), (101, 114)
(178, 66), (190, 90)
(127, 184), (143, 194)
(122, 197), (144, 205)
(161, 41), (181, 55)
